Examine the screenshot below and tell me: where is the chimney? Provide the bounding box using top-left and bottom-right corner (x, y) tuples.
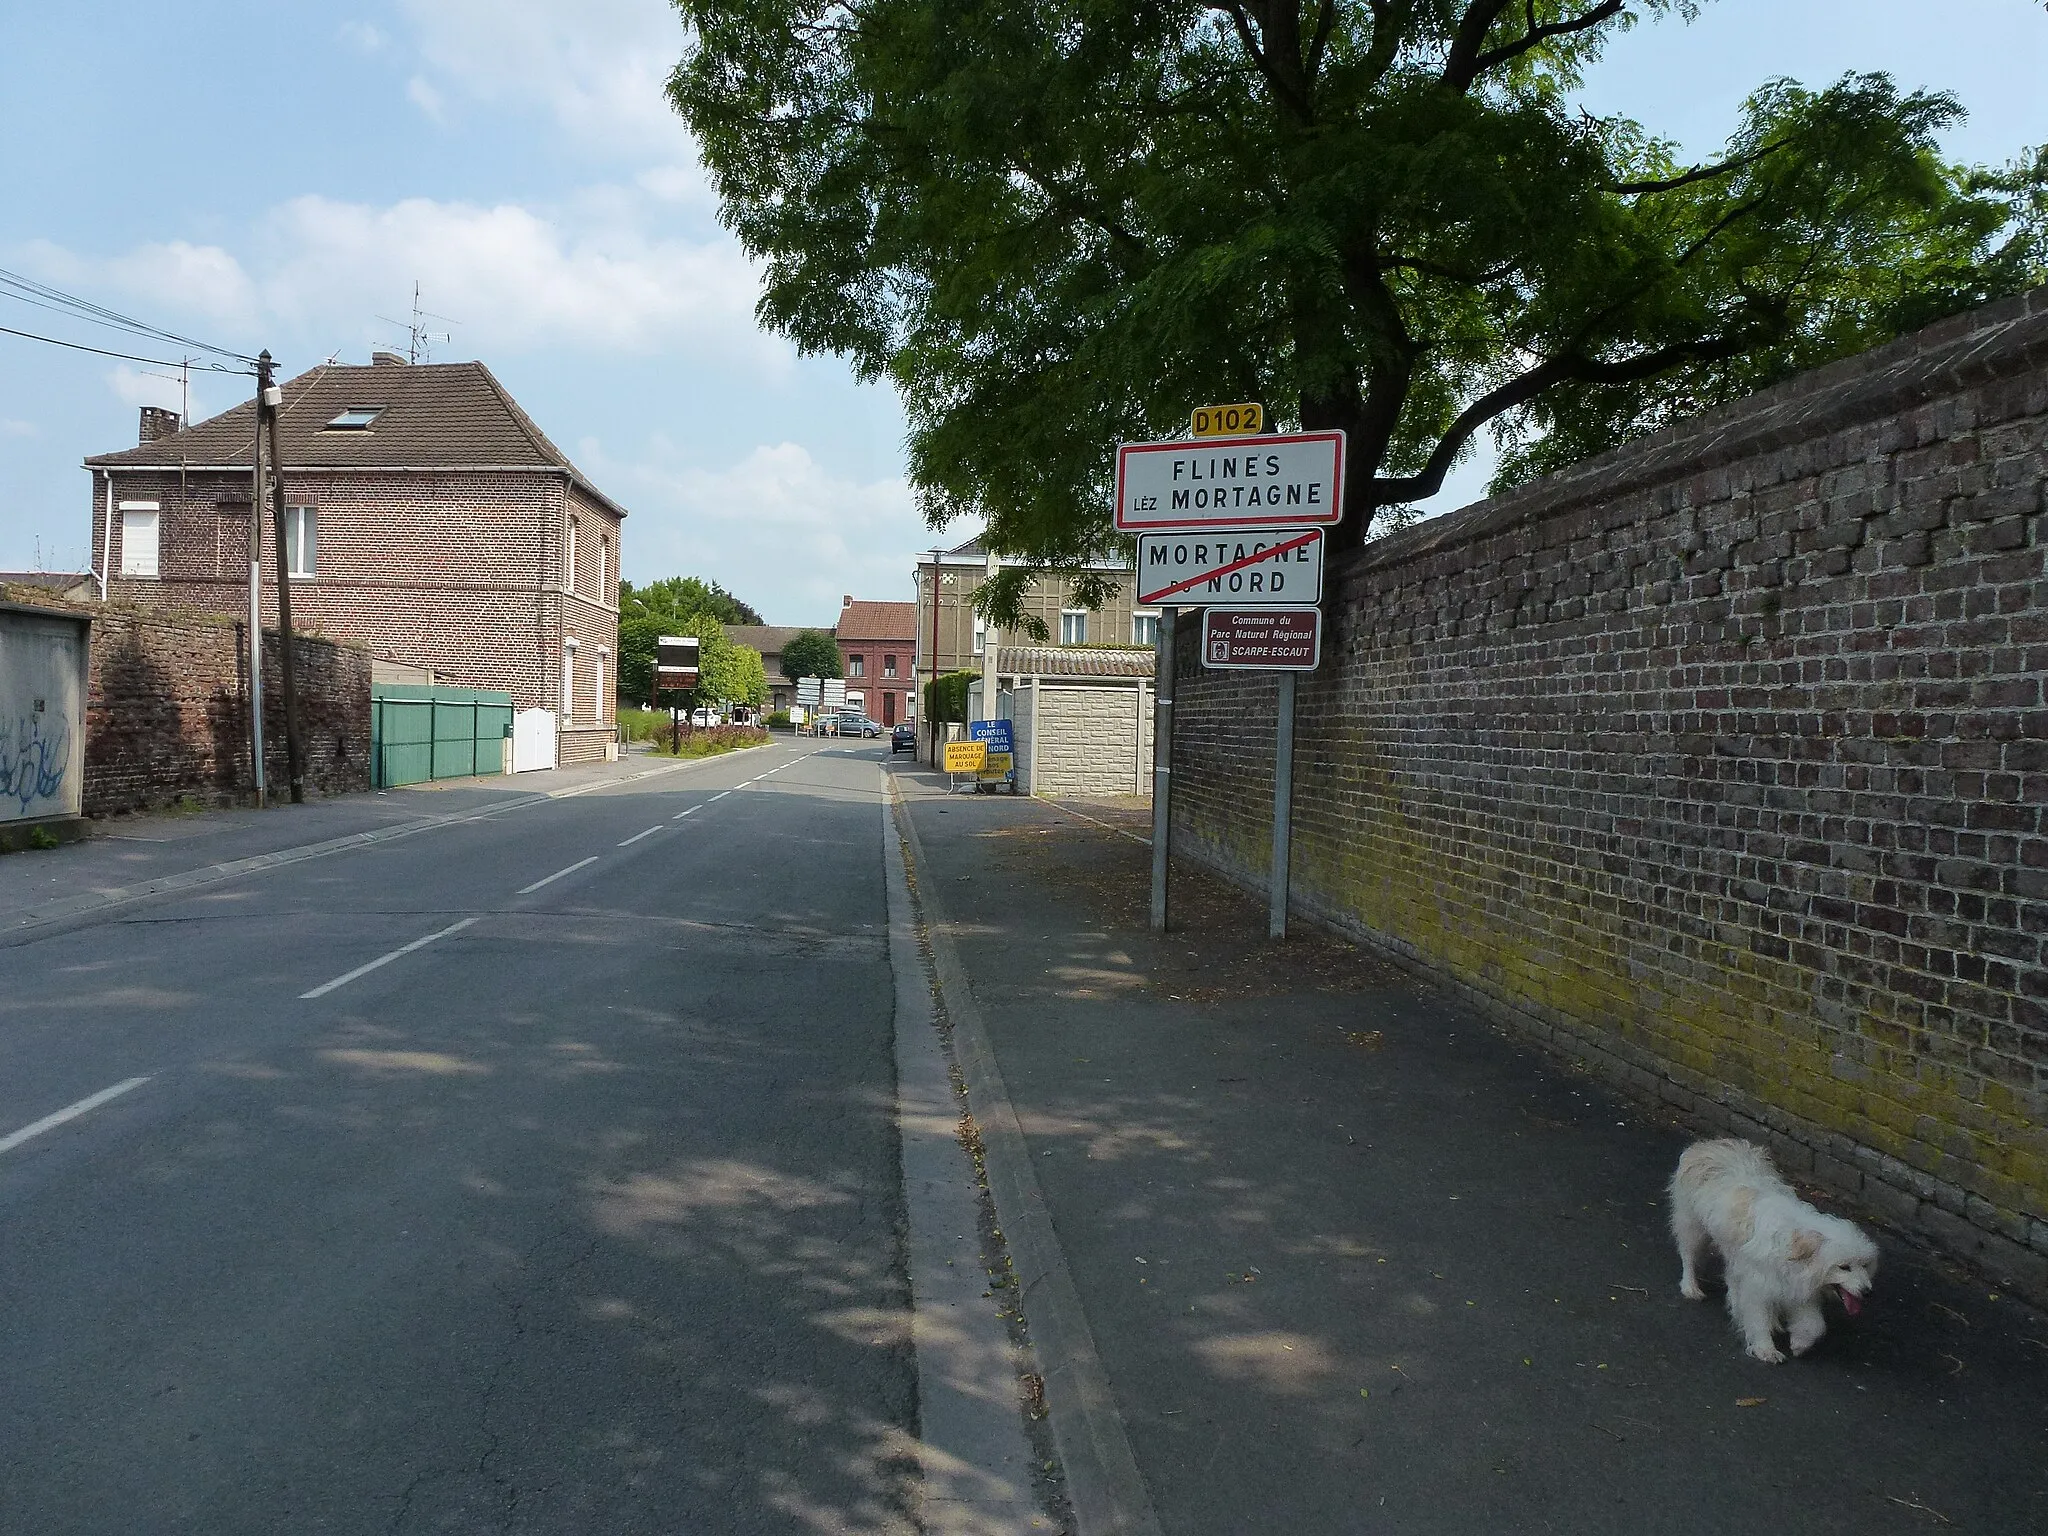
(371, 349), (409, 367)
(138, 406), (181, 443)
(843, 594), (854, 607)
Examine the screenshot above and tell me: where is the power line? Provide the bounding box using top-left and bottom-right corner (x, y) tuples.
(0, 265), (261, 365)
(0, 321), (255, 374)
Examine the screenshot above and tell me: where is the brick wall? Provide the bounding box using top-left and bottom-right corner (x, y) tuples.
(1171, 290), (2048, 1296)
(70, 598), (370, 814)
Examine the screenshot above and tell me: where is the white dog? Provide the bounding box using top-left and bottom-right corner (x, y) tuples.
(1669, 1138), (1880, 1363)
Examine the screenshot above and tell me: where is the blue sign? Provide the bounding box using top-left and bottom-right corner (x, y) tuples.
(969, 719), (1014, 754)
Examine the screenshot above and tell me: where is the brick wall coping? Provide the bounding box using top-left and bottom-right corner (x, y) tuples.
(1345, 284), (2048, 579)
(2, 584), (373, 650)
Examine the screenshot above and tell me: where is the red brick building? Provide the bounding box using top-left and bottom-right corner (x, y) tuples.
(84, 355), (626, 763)
(834, 597), (917, 727)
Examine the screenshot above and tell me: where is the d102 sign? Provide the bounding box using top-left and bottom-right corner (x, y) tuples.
(1200, 607), (1321, 671)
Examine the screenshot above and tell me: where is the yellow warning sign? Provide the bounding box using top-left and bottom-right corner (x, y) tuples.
(943, 740), (987, 774)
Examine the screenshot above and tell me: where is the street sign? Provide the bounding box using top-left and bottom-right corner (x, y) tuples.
(1190, 402), (1263, 437)
(969, 718), (1015, 781)
(656, 635), (701, 691)
(943, 740), (986, 774)
(795, 676), (822, 705)
(1136, 528), (1323, 607)
(822, 679), (847, 710)
(1201, 607), (1322, 671)
(1116, 430), (1344, 532)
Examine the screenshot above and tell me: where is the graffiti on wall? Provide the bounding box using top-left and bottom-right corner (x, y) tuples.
(1, 709), (70, 818)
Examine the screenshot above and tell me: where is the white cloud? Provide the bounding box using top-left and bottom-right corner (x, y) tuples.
(396, 0), (693, 155)
(590, 438), (931, 625)
(0, 418), (38, 438)
(22, 190), (776, 367)
(406, 75), (446, 120)
(339, 20), (387, 53)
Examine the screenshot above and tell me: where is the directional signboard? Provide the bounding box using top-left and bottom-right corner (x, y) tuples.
(656, 635), (701, 691)
(795, 676), (822, 705)
(821, 679), (847, 711)
(1201, 607), (1322, 671)
(1136, 528), (1323, 607)
(1116, 430), (1344, 532)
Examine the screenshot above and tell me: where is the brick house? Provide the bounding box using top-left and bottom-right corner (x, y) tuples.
(724, 624), (807, 716)
(834, 597), (916, 727)
(83, 355), (625, 763)
(912, 535), (1151, 679)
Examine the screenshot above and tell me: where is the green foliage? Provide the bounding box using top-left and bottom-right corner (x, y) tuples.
(779, 628), (844, 682)
(923, 670), (979, 727)
(672, 1), (2048, 608)
(28, 825), (60, 850)
(645, 725), (771, 759)
(767, 710), (793, 729)
(618, 575), (770, 706)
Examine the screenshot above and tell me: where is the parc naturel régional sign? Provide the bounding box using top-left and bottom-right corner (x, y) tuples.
(1116, 430), (1345, 531)
(1135, 528), (1323, 607)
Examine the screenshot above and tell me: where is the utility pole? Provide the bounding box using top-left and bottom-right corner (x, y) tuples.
(927, 545), (942, 767)
(259, 351), (305, 803)
(247, 375), (267, 807)
(979, 546), (999, 723)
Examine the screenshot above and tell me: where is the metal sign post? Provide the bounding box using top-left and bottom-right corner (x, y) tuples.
(1149, 606), (1175, 932)
(1116, 411), (1338, 942)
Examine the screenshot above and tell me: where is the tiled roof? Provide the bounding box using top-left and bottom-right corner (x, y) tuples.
(998, 644), (1157, 678)
(836, 600), (917, 642)
(85, 359), (626, 517)
(724, 624), (807, 655)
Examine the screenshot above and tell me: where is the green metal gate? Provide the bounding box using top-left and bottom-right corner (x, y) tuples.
(371, 685), (514, 789)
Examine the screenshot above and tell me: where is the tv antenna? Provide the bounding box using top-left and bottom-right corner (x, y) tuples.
(375, 282), (459, 364)
(139, 355), (197, 428)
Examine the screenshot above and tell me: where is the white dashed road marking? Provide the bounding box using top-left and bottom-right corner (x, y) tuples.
(0, 1078), (151, 1158)
(300, 917), (481, 999)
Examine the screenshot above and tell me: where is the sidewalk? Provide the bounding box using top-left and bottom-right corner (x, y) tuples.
(1, 747), (764, 935)
(890, 763), (2047, 1536)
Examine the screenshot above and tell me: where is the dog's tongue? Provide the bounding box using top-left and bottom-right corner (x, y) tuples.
(1839, 1288), (1863, 1316)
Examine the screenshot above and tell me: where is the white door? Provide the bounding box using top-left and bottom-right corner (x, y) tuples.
(512, 708), (558, 772)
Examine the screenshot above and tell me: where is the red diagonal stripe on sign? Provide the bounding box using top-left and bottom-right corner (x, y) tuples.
(1146, 530), (1318, 603)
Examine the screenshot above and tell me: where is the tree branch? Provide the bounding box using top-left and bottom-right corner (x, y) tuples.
(1609, 140), (1789, 195)
(1212, 2), (1315, 123)
(1445, 0), (1625, 93)
(1370, 332), (1764, 504)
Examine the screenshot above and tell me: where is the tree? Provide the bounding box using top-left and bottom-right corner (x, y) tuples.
(671, 2), (2047, 620)
(617, 575), (767, 703)
(779, 628), (844, 682)
(622, 576), (764, 628)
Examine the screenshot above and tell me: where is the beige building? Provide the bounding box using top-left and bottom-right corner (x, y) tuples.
(912, 535), (1152, 685)
(968, 646), (1155, 798)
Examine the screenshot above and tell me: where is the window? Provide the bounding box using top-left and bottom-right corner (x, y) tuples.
(118, 502), (159, 577)
(1060, 610), (1088, 645)
(324, 405), (384, 430)
(972, 617), (986, 655)
(1132, 612), (1159, 646)
(883, 655), (897, 678)
(599, 537), (610, 601)
(562, 640), (578, 719)
(849, 655), (866, 678)
(595, 648), (608, 722)
(565, 518), (579, 592)
(285, 506), (317, 577)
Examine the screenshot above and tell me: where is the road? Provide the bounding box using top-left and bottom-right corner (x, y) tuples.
(0, 740), (932, 1533)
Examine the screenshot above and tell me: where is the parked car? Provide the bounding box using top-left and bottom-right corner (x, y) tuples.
(839, 714), (882, 738)
(690, 707), (721, 727)
(891, 723), (915, 754)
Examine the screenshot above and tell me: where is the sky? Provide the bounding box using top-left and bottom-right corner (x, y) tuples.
(0, 1), (2043, 624)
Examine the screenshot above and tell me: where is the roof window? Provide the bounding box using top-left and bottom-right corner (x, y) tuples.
(325, 405), (385, 430)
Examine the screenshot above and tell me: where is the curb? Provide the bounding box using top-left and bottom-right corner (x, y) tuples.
(889, 775), (1163, 1536)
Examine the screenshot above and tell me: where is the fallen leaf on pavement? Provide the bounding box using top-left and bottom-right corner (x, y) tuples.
(1735, 1397), (1766, 1407)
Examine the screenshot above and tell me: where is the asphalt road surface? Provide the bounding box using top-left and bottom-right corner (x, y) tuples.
(1, 741), (920, 1534)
